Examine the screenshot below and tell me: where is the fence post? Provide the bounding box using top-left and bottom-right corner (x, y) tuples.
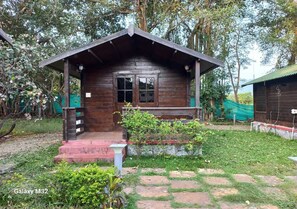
(233, 113), (236, 125)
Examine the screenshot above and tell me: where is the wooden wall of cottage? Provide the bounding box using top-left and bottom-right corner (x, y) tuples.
(82, 54), (190, 132)
(253, 75), (297, 127)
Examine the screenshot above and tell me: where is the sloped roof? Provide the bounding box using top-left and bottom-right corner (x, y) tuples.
(0, 29), (13, 45)
(39, 25), (223, 77)
(242, 64), (297, 86)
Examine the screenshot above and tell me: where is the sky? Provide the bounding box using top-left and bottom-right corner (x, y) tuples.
(238, 45), (276, 93)
(242, 45), (275, 81)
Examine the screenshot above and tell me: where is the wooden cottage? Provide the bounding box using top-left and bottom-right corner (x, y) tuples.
(40, 26), (223, 162)
(243, 64), (297, 138)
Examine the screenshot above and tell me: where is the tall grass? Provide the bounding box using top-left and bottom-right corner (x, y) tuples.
(0, 118), (62, 136)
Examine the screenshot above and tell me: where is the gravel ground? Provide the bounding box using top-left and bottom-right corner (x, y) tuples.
(0, 133), (61, 161)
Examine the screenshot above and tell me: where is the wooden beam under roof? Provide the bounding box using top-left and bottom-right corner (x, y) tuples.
(88, 49), (104, 63)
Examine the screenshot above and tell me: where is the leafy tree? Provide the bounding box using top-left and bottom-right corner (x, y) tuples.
(228, 92), (253, 105)
(250, 0), (297, 67)
(221, 4), (252, 103)
(0, 39), (44, 116)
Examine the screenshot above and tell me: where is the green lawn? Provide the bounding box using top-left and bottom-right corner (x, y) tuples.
(124, 130), (297, 175)
(1, 129), (297, 208)
(0, 118), (62, 136)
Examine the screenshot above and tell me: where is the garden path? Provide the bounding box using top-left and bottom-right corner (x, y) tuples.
(122, 167), (297, 209)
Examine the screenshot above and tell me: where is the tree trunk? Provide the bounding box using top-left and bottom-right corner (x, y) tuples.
(136, 0), (147, 31)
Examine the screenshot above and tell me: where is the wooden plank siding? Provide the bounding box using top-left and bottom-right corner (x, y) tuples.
(83, 54), (188, 132)
(253, 75), (297, 127)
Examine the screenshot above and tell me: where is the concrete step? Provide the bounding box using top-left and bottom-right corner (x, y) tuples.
(55, 139), (127, 163)
(54, 153), (115, 163)
(62, 140), (126, 146)
(59, 146), (114, 155)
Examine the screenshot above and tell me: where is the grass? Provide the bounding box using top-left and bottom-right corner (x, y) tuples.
(0, 117), (62, 136)
(124, 130), (297, 175)
(1, 128), (297, 208)
(210, 120), (250, 125)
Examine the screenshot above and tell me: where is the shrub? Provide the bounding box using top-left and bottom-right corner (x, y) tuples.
(120, 106), (213, 145)
(121, 105), (159, 144)
(48, 162), (125, 209)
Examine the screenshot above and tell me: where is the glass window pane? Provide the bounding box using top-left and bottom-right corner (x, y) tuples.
(117, 78), (124, 90)
(147, 91), (154, 102)
(139, 78), (146, 89)
(125, 78), (133, 89)
(118, 91), (124, 102)
(139, 91), (147, 102)
(126, 91), (133, 102)
(148, 78), (154, 89)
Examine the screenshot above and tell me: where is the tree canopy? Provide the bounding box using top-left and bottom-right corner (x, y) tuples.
(0, 0), (296, 118)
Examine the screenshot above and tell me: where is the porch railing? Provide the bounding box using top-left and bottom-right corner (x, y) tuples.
(122, 107), (202, 120)
(63, 107), (85, 141)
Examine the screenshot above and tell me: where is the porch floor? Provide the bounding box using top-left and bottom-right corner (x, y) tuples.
(77, 131), (125, 143)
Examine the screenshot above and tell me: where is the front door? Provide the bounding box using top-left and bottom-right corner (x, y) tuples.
(113, 73), (158, 128)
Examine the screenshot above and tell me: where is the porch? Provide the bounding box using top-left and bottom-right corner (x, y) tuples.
(63, 106), (202, 141)
(56, 106), (202, 163)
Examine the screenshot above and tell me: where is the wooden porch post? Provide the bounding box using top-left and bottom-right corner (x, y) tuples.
(64, 59), (70, 107)
(195, 60), (201, 119)
(80, 70), (85, 108)
(63, 59), (70, 141)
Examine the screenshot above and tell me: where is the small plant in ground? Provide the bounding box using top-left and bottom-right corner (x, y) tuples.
(120, 103), (159, 144)
(48, 162), (126, 208)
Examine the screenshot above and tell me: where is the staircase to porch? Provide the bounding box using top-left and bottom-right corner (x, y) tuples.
(54, 132), (127, 163)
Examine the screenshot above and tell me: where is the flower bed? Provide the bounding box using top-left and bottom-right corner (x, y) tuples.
(127, 140), (203, 156)
(119, 105), (213, 157)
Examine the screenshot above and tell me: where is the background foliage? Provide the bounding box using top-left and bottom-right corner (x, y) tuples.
(0, 0), (296, 118)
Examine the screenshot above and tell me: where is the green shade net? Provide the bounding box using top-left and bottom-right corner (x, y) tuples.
(54, 95), (81, 114)
(216, 99), (254, 121)
(190, 97), (254, 121)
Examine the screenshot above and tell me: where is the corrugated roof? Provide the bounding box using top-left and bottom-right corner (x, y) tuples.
(242, 64), (297, 86)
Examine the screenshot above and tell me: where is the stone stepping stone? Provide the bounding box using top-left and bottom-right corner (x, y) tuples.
(137, 200), (173, 209)
(256, 175), (284, 186)
(220, 202), (279, 209)
(122, 167), (138, 175)
(219, 202), (247, 209)
(210, 187), (239, 198)
(169, 171), (196, 178)
(136, 186), (169, 198)
(170, 180), (201, 189)
(172, 192), (212, 206)
(233, 174), (256, 184)
(260, 187), (287, 200)
(198, 168), (225, 175)
(141, 168), (166, 174)
(140, 176), (170, 185)
(203, 177), (232, 186)
(179, 208), (216, 209)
